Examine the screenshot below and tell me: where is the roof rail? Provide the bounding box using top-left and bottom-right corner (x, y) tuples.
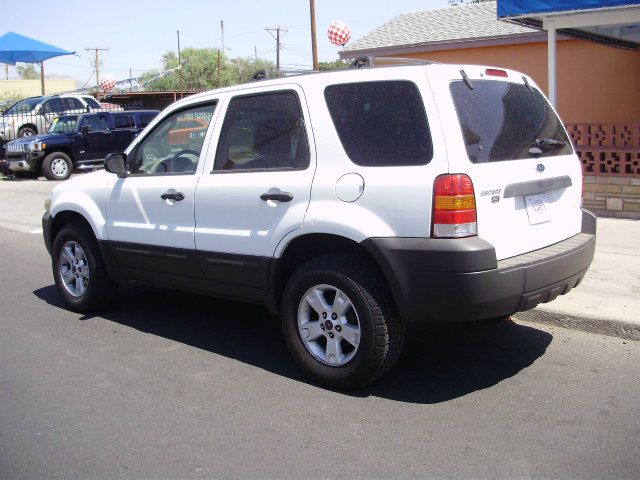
(251, 68), (319, 82)
(348, 56), (437, 69)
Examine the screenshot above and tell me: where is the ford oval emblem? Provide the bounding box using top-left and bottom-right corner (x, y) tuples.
(536, 164), (545, 173)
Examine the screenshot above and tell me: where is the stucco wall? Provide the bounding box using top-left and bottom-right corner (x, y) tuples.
(0, 79), (77, 97)
(400, 39), (640, 124)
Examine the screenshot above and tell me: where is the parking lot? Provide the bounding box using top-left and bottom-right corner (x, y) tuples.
(0, 177), (639, 479)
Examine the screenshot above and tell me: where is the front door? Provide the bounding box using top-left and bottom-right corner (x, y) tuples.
(77, 114), (112, 163)
(194, 87), (316, 289)
(105, 101), (218, 277)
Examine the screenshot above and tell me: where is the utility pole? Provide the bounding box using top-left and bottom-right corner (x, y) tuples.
(254, 45), (258, 65)
(221, 21), (225, 52)
(309, 0), (319, 70)
(217, 49), (221, 88)
(4, 64), (8, 80)
(84, 47), (109, 87)
(129, 68), (133, 92)
(265, 27), (287, 70)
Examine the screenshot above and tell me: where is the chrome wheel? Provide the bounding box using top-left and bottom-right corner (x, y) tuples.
(297, 284), (361, 366)
(58, 241), (90, 297)
(51, 157), (69, 178)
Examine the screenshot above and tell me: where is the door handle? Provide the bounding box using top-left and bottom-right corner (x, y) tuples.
(260, 191), (293, 202)
(161, 191), (185, 201)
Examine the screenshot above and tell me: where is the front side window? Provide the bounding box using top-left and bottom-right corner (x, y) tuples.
(129, 103), (215, 175)
(49, 115), (78, 133)
(81, 115), (109, 131)
(324, 81), (433, 166)
(214, 91), (309, 172)
(450, 80), (572, 163)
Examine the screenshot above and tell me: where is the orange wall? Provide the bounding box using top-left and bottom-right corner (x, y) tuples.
(400, 39), (640, 124)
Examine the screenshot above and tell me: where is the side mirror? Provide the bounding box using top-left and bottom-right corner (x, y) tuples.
(81, 124), (92, 135)
(104, 153), (127, 176)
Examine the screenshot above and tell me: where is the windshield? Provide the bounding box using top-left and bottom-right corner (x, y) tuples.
(450, 80), (572, 163)
(49, 115), (78, 133)
(4, 97), (42, 115)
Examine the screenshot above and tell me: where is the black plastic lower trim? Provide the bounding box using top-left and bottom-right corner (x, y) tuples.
(361, 209), (597, 324)
(42, 212), (53, 256)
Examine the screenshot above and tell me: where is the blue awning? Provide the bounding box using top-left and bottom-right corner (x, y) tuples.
(0, 31), (74, 65)
(498, 0), (639, 17)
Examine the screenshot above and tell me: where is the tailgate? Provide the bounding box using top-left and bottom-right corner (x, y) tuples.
(428, 65), (583, 260)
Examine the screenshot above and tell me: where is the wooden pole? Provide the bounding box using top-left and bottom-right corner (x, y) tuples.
(177, 30), (182, 97)
(40, 62), (45, 95)
(310, 0), (319, 70)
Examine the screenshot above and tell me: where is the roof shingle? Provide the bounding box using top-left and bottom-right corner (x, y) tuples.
(343, 1), (539, 53)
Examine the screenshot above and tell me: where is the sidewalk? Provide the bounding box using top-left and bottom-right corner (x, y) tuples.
(515, 217), (640, 341)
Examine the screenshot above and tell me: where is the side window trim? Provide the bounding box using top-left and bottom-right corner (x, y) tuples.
(211, 89), (310, 174)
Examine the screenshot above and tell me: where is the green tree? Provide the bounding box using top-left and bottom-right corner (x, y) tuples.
(16, 63), (40, 79)
(319, 59), (349, 71)
(139, 48), (274, 91)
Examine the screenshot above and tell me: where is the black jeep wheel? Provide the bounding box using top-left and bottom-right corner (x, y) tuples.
(282, 254), (404, 389)
(18, 126), (37, 138)
(42, 152), (72, 180)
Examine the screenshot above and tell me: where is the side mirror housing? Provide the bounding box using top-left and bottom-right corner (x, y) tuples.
(104, 153), (127, 176)
(81, 124), (92, 135)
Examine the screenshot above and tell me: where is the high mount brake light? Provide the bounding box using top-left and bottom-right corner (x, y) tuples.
(485, 68), (508, 78)
(432, 174), (477, 238)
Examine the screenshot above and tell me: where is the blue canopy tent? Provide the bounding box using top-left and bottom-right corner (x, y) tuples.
(497, 1), (640, 106)
(0, 31), (75, 95)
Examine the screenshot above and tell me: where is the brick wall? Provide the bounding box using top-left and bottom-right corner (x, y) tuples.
(567, 123), (640, 219)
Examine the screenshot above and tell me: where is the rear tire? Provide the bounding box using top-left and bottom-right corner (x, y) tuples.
(42, 152), (72, 180)
(282, 254), (404, 389)
(18, 126), (37, 138)
(52, 222), (117, 312)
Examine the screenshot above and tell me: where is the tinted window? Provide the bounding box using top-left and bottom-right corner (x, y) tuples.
(130, 103), (215, 175)
(113, 115), (135, 129)
(324, 81), (432, 166)
(139, 113), (158, 127)
(81, 115), (109, 131)
(450, 80), (572, 163)
(49, 116), (78, 133)
(176, 119), (204, 129)
(42, 99), (63, 114)
(62, 98), (85, 111)
(214, 91), (309, 172)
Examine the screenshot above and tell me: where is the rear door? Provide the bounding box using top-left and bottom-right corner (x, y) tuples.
(429, 65), (583, 260)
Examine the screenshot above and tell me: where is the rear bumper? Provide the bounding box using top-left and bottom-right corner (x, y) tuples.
(362, 209), (596, 324)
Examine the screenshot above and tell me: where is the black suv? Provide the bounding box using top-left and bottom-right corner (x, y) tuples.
(5, 110), (159, 180)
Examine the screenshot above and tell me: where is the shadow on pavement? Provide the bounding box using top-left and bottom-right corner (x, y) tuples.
(34, 282), (553, 404)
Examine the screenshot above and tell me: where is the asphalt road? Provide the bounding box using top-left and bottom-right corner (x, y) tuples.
(0, 226), (639, 479)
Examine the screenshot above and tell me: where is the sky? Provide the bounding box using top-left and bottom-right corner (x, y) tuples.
(3, 0), (450, 85)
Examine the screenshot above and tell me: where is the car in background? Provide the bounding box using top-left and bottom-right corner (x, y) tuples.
(5, 109), (159, 180)
(0, 94), (106, 142)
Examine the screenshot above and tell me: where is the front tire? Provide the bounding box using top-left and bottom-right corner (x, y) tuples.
(18, 126), (37, 138)
(42, 152), (72, 180)
(282, 254), (404, 389)
(52, 222), (117, 312)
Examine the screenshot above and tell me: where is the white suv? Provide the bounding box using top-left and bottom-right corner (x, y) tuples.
(43, 60), (596, 388)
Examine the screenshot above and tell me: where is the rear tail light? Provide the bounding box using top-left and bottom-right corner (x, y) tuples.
(432, 174), (477, 238)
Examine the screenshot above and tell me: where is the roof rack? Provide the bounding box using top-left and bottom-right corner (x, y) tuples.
(251, 69), (319, 82)
(348, 56), (437, 69)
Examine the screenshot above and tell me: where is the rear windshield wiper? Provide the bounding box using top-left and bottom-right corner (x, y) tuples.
(534, 138), (566, 150)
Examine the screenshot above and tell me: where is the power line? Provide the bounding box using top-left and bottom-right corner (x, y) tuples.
(84, 47), (109, 86)
(265, 26), (287, 70)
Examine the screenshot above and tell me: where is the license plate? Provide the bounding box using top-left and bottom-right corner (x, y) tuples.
(525, 193), (550, 225)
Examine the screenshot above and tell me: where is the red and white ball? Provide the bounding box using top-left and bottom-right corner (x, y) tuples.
(328, 20), (351, 46)
(100, 75), (116, 92)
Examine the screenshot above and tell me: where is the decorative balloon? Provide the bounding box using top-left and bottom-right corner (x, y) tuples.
(327, 20), (351, 46)
(100, 75), (116, 92)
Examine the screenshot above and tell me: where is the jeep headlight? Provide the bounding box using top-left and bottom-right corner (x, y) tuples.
(27, 142), (46, 152)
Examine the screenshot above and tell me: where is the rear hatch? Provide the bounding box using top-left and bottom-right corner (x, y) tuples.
(428, 65), (583, 260)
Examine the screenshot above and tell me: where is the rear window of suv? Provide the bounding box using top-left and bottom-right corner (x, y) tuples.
(450, 80), (572, 163)
(324, 81), (433, 166)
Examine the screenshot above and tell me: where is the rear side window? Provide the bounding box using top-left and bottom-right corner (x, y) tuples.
(113, 115), (135, 129)
(324, 81), (432, 166)
(450, 80), (572, 163)
(214, 91), (309, 172)
(138, 113), (158, 128)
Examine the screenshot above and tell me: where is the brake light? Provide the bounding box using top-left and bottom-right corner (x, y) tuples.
(432, 174), (477, 238)
(485, 68), (508, 78)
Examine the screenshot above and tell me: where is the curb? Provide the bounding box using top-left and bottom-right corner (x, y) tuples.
(513, 309), (640, 342)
